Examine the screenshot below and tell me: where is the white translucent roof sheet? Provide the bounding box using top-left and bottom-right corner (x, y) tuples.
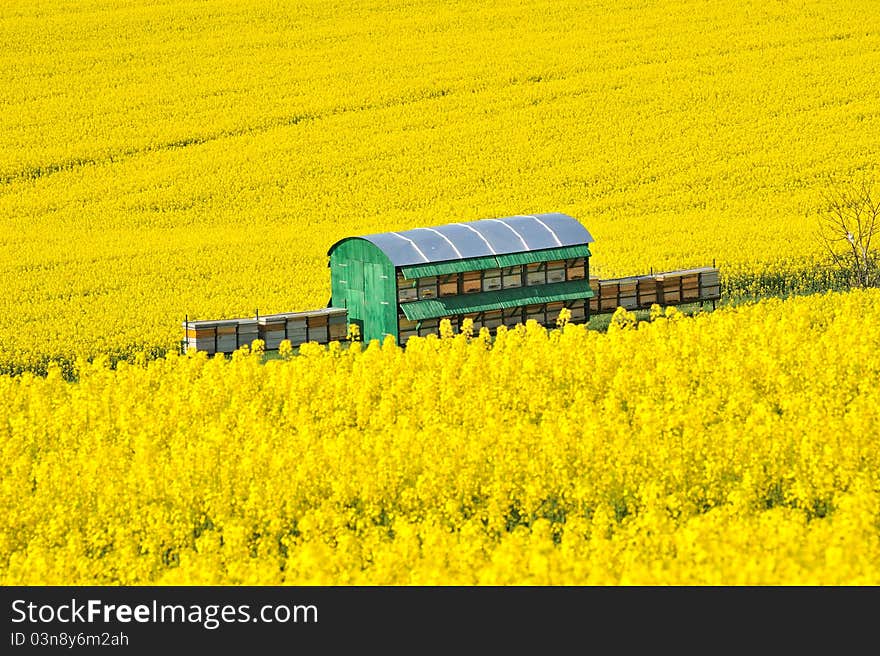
(330, 213), (594, 266)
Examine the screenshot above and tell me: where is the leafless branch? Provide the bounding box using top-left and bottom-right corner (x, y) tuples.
(816, 174), (879, 289)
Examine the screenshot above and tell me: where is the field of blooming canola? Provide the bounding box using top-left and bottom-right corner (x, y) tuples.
(1, 0), (880, 374)
(3, 0), (880, 585)
(2, 291), (880, 585)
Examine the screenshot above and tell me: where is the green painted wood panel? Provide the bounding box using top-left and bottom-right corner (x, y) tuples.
(349, 260), (364, 291)
(363, 261), (397, 342)
(329, 238), (396, 343)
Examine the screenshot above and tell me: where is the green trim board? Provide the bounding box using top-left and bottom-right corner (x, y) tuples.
(399, 256), (501, 279)
(399, 280), (595, 321)
(493, 245), (591, 267)
(399, 245), (591, 279)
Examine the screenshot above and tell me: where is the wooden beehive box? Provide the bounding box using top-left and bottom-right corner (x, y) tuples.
(399, 315), (418, 344)
(523, 305), (542, 324)
(463, 311), (484, 331)
(589, 277), (600, 312)
(699, 268), (721, 300)
(483, 309), (503, 329)
(617, 278), (638, 310)
(654, 275), (681, 304)
(236, 319), (259, 351)
(183, 320), (221, 354)
(216, 321), (239, 353)
(502, 307), (524, 328)
(567, 299), (587, 322)
(288, 316), (308, 345)
(546, 301), (565, 323)
(306, 311), (329, 343)
(257, 315), (289, 350)
(328, 310), (347, 341)
(636, 277), (658, 307)
(262, 308), (349, 345)
(680, 272), (700, 301)
(598, 281), (620, 311)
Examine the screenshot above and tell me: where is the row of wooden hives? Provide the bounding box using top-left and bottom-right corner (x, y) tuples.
(397, 299), (590, 344)
(183, 267), (722, 353)
(183, 307), (348, 354)
(589, 266), (720, 313)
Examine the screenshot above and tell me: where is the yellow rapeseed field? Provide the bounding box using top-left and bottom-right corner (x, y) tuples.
(2, 292), (880, 585)
(2, 0), (880, 585)
(2, 0), (880, 373)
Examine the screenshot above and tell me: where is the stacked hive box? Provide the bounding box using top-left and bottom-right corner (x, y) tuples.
(396, 297), (588, 345)
(596, 277), (640, 312)
(637, 277), (659, 307)
(567, 299), (587, 322)
(256, 308), (348, 348)
(183, 318), (258, 355)
(236, 319), (259, 350)
(618, 278), (638, 309)
(655, 274), (681, 305)
(501, 307), (522, 328)
(259, 308), (348, 351)
(328, 309), (348, 341)
(398, 316), (418, 344)
(288, 316), (309, 345)
(484, 309), (504, 329)
(395, 256), (593, 344)
(598, 281), (619, 312)
(183, 320), (230, 353)
(698, 267), (721, 300)
(681, 272), (701, 301)
(589, 277), (600, 313)
(214, 321), (237, 353)
(589, 266), (721, 314)
(308, 312), (329, 343)
(655, 267), (721, 304)
(257, 314), (290, 350)
(185, 308), (348, 354)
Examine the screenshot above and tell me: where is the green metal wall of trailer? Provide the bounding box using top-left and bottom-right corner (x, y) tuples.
(329, 238), (398, 343)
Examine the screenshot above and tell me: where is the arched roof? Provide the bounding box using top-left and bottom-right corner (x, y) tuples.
(328, 213), (593, 267)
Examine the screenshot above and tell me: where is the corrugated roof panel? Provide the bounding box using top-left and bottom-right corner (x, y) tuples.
(432, 223), (493, 259)
(537, 213), (595, 245)
(466, 219), (527, 253)
(363, 232), (431, 264)
(408, 227), (463, 262)
(503, 215), (561, 250)
(327, 213), (594, 266)
(399, 280), (595, 321)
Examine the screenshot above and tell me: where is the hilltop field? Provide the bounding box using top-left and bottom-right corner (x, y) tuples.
(2, 0), (880, 584)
